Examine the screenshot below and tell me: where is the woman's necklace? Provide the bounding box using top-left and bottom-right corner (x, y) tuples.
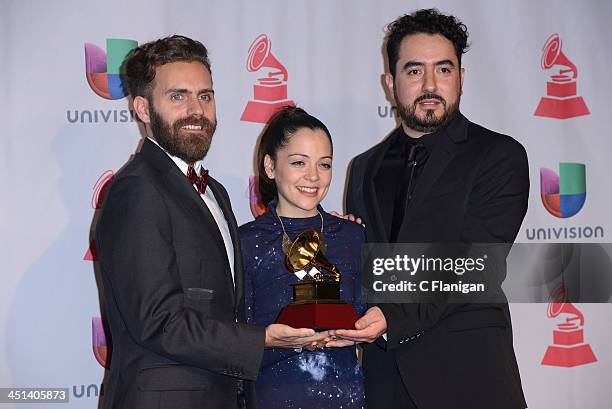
(277, 210), (327, 255)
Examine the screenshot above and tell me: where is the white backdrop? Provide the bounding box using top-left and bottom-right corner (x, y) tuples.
(1, 0), (611, 408)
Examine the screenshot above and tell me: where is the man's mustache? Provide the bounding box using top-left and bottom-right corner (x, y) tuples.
(414, 93), (446, 106)
(173, 116), (216, 131)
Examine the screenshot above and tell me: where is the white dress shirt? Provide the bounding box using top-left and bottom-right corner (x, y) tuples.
(147, 137), (235, 286)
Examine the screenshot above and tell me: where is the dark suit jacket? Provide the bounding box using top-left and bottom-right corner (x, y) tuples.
(96, 138), (265, 409)
(346, 114), (529, 409)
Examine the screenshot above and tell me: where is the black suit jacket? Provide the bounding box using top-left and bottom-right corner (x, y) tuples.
(96, 138), (265, 409)
(346, 114), (529, 409)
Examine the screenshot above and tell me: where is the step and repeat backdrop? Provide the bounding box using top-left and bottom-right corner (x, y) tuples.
(1, 0), (611, 408)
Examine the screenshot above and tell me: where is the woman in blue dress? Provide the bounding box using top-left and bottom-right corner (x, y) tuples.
(240, 106), (365, 409)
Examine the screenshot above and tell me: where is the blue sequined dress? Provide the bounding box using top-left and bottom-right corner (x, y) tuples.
(239, 204), (366, 409)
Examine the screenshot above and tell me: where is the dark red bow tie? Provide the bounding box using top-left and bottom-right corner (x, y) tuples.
(187, 165), (209, 195)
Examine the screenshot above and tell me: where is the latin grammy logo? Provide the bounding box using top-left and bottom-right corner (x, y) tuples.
(534, 34), (590, 119)
(91, 170), (114, 209)
(84, 170), (114, 261)
(541, 285), (597, 367)
(241, 34), (295, 124)
(83, 240), (99, 261)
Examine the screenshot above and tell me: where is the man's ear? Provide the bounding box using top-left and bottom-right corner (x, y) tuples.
(384, 73), (396, 103)
(133, 96), (151, 124)
(264, 154), (275, 179)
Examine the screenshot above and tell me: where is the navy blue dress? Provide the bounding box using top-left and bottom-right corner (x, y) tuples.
(240, 204), (366, 409)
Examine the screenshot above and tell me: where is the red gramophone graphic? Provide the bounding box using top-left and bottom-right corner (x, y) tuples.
(534, 34), (590, 119)
(241, 34), (294, 124)
(84, 170), (114, 261)
(249, 175), (267, 218)
(541, 285), (597, 367)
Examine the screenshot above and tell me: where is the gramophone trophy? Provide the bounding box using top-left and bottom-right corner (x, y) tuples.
(541, 285), (597, 367)
(241, 34), (295, 124)
(534, 34), (590, 119)
(276, 230), (360, 330)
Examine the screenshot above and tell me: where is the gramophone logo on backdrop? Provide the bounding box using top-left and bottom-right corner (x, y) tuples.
(241, 34), (294, 123)
(541, 285), (597, 367)
(85, 39), (138, 100)
(540, 163), (586, 218)
(84, 170), (114, 261)
(534, 34), (590, 119)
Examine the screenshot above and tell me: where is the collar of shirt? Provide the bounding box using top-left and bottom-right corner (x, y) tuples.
(147, 137), (205, 176)
(396, 110), (467, 154)
(397, 124), (438, 154)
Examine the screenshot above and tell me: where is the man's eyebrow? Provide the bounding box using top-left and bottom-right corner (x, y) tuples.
(401, 59), (456, 70)
(402, 61), (424, 70)
(165, 88), (188, 94)
(164, 88), (214, 94)
(435, 59), (456, 67)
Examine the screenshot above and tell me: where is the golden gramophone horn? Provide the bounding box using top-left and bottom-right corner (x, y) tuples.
(286, 230), (340, 282)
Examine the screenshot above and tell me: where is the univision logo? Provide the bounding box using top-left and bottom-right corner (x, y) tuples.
(540, 162), (586, 218)
(85, 38), (137, 100)
(525, 162), (604, 241)
(72, 383), (104, 399)
(377, 104), (398, 119)
(67, 39), (138, 124)
(66, 108), (136, 124)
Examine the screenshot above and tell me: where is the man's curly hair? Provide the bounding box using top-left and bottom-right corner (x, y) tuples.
(386, 9), (469, 77)
(123, 35), (211, 100)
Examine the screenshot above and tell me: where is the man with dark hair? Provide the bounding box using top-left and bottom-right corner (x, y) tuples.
(96, 35), (326, 409)
(333, 9), (529, 409)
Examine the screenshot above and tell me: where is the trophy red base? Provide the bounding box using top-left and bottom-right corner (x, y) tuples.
(276, 281), (359, 330)
(277, 303), (359, 330)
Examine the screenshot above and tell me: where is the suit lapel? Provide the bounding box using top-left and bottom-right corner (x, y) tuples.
(364, 132), (397, 242)
(207, 178), (241, 309)
(404, 135), (455, 214)
(139, 139), (230, 273)
(400, 115), (469, 236)
(164, 169), (228, 253)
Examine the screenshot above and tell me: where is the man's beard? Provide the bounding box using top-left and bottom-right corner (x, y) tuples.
(396, 91), (460, 134)
(149, 107), (217, 164)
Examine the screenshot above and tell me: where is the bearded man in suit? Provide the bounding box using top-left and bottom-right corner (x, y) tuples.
(332, 9), (529, 409)
(96, 35), (326, 409)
